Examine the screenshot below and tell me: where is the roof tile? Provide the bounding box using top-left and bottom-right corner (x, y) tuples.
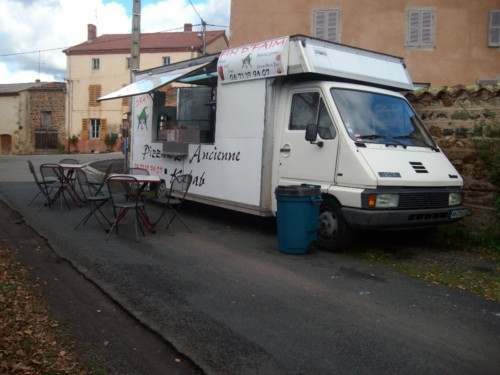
(64, 31), (226, 55)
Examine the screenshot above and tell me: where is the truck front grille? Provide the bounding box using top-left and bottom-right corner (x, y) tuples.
(398, 192), (449, 209)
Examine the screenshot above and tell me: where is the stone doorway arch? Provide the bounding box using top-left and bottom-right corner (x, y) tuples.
(0, 134), (12, 154)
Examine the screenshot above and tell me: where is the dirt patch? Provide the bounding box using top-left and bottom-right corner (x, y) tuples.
(0, 245), (87, 374)
(0, 201), (201, 375)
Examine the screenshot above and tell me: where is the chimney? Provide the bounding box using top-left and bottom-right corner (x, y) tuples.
(184, 23), (192, 32)
(87, 24), (97, 41)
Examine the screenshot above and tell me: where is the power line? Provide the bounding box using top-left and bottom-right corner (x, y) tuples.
(187, 0), (205, 24)
(0, 24), (210, 58)
(0, 46), (66, 57)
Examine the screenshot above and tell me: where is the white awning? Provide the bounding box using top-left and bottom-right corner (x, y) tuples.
(98, 62), (211, 101)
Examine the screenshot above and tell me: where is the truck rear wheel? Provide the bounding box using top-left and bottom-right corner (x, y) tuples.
(318, 197), (352, 250)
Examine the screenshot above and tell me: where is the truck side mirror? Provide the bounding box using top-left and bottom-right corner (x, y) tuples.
(305, 123), (324, 148)
(305, 123), (318, 142)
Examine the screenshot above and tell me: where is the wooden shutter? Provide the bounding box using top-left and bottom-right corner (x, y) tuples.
(81, 119), (89, 141)
(88, 84), (102, 107)
(121, 84), (129, 106)
(421, 10), (434, 47)
(100, 119), (108, 140)
(490, 10), (500, 47)
(407, 10), (420, 46)
(407, 8), (435, 47)
(314, 9), (340, 42)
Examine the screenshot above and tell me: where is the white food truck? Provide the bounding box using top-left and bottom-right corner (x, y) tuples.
(99, 35), (467, 247)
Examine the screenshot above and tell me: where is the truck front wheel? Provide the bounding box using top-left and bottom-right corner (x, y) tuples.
(318, 197), (352, 250)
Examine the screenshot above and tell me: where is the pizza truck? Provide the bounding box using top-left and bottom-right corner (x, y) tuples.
(99, 35), (467, 247)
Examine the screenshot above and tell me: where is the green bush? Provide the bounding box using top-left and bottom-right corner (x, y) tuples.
(104, 132), (118, 150)
(68, 135), (79, 146)
(451, 110), (471, 120)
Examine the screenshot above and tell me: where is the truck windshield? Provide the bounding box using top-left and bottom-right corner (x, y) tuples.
(330, 88), (434, 148)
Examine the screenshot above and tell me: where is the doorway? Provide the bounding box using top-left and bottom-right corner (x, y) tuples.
(0, 134), (12, 154)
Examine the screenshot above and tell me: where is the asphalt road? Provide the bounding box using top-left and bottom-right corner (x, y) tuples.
(1, 154), (499, 375)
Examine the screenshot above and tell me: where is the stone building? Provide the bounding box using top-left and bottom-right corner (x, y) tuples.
(229, 0), (500, 86)
(64, 23), (228, 153)
(0, 82), (66, 155)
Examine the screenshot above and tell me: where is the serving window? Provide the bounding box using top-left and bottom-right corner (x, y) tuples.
(153, 83), (216, 146)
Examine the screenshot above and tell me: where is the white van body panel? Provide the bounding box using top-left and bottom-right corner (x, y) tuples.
(130, 79), (267, 212)
(358, 147), (463, 187)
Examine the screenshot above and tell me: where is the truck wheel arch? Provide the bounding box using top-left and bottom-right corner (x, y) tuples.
(318, 193), (352, 250)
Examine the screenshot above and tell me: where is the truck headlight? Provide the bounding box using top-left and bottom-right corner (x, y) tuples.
(449, 192), (462, 206)
(367, 194), (399, 208)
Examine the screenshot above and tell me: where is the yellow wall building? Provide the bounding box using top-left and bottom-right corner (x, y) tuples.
(64, 24), (228, 152)
(229, 0), (500, 87)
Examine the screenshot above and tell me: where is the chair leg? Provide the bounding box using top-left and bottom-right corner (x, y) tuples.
(175, 211), (192, 233)
(28, 191), (41, 207)
(165, 207), (192, 233)
(106, 208), (128, 241)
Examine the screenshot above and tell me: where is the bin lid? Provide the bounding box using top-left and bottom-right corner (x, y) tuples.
(275, 184), (321, 197)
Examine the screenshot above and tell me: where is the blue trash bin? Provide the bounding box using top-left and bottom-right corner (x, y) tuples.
(275, 185), (322, 254)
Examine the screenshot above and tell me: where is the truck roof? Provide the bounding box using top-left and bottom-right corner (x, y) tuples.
(99, 35), (413, 101)
(217, 35), (414, 91)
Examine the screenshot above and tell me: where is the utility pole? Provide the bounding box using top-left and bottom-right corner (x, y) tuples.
(125, 0), (141, 172)
(202, 20), (207, 55)
(130, 0), (141, 76)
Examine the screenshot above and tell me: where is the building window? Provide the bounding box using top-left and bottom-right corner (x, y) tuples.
(90, 119), (101, 139)
(313, 9), (341, 42)
(126, 57), (131, 69)
(406, 8), (436, 48)
(91, 58), (100, 70)
(40, 111), (52, 128)
(162, 56), (171, 65)
(489, 10), (500, 47)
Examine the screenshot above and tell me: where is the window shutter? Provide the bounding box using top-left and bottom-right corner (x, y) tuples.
(407, 10), (420, 46)
(490, 10), (500, 47)
(88, 84), (101, 107)
(327, 10), (340, 42)
(81, 119), (89, 141)
(100, 118), (108, 141)
(314, 9), (340, 42)
(314, 11), (327, 40)
(421, 10), (434, 46)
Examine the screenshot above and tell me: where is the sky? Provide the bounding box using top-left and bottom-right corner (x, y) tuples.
(0, 0), (230, 83)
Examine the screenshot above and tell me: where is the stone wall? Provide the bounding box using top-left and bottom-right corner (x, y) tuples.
(27, 83), (66, 153)
(406, 85), (500, 213)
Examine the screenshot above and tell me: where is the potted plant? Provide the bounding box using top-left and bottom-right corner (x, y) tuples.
(104, 132), (118, 152)
(68, 135), (79, 153)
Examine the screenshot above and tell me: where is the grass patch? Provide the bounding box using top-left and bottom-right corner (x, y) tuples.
(349, 226), (500, 302)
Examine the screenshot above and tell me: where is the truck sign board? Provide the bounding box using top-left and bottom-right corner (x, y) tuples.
(217, 36), (289, 84)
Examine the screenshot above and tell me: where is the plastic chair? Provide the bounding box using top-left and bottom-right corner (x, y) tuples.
(106, 175), (146, 241)
(27, 161), (58, 207)
(154, 174), (193, 232)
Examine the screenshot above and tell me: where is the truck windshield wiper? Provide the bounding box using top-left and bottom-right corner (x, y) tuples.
(357, 134), (406, 148)
(356, 134), (382, 139)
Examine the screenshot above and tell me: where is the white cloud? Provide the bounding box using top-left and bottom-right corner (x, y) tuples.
(0, 0), (230, 84)
(142, 0), (230, 32)
(0, 62), (56, 83)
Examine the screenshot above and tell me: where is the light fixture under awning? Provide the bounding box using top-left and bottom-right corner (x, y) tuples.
(98, 62), (211, 101)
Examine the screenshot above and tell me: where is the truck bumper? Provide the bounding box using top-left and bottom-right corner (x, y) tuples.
(342, 206), (469, 229)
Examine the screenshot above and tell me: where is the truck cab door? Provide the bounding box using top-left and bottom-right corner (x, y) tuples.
(278, 89), (339, 186)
